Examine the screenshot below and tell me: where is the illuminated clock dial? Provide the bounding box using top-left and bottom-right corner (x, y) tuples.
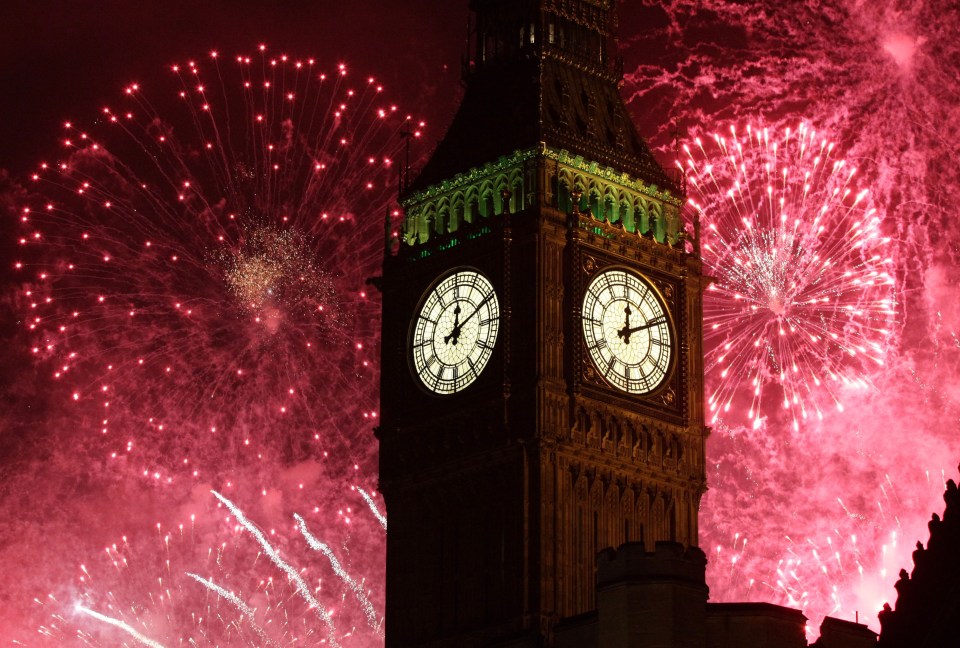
(411, 270), (500, 394)
(581, 268), (673, 394)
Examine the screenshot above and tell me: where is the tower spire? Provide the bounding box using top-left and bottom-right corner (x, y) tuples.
(406, 0), (677, 196)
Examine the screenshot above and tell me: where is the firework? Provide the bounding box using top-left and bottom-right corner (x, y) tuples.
(75, 605), (165, 648)
(622, 0), (960, 636)
(4, 46), (416, 644)
(684, 122), (897, 431)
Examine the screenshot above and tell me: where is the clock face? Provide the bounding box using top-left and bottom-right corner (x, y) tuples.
(581, 268), (673, 394)
(411, 270), (500, 395)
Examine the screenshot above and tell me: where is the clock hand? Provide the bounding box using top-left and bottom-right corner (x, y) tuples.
(443, 304), (462, 345)
(618, 316), (667, 343)
(445, 293), (493, 345)
(617, 305), (633, 344)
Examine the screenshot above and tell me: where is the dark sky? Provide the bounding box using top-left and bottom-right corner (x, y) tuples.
(0, 0), (469, 174)
(0, 0), (475, 302)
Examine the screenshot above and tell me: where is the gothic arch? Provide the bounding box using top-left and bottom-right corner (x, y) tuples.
(621, 487), (635, 544)
(464, 186), (479, 224)
(436, 196), (451, 235)
(605, 481), (620, 549)
(652, 492), (665, 542)
(619, 197), (633, 232)
(420, 203), (436, 243)
(618, 422), (633, 459)
(635, 489), (649, 550)
(450, 192), (465, 232)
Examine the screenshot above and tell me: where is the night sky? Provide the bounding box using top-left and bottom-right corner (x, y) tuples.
(0, 1), (468, 172)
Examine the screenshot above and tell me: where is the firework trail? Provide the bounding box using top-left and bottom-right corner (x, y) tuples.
(355, 486), (387, 531)
(186, 573), (280, 647)
(296, 512), (382, 635)
(212, 490), (338, 646)
(684, 121), (897, 431)
(75, 605), (166, 648)
(622, 0), (960, 634)
(2, 46), (417, 644)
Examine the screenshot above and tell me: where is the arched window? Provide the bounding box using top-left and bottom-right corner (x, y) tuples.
(481, 192), (495, 218)
(604, 195), (617, 223)
(466, 194), (479, 224)
(436, 207), (449, 235)
(620, 200), (633, 232)
(451, 198), (464, 232)
(557, 178), (571, 212)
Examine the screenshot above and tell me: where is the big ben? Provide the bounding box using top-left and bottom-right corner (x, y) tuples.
(376, 1), (707, 645)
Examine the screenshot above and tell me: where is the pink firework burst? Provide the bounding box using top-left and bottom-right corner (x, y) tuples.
(684, 122), (898, 431)
(620, 1), (960, 636)
(3, 47), (417, 645)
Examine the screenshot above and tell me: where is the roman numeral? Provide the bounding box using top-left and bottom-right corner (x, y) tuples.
(605, 355), (617, 376)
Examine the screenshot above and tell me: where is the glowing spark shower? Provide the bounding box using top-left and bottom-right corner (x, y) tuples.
(684, 122), (897, 431)
(296, 513), (382, 635)
(186, 573), (280, 647)
(2, 46), (418, 644)
(356, 486), (387, 531)
(212, 490), (338, 646)
(75, 606), (166, 648)
(623, 0), (960, 635)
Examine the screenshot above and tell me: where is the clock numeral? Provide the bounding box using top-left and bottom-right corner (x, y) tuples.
(590, 338), (607, 351)
(479, 318), (492, 327)
(605, 355), (617, 376)
(477, 340), (492, 350)
(425, 354), (438, 368)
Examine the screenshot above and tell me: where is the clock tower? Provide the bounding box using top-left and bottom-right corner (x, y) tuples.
(377, 1), (707, 645)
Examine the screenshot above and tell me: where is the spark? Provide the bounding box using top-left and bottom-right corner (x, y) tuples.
(186, 573), (279, 647)
(296, 513), (383, 636)
(686, 122), (897, 431)
(356, 486), (387, 530)
(75, 605), (166, 648)
(212, 490), (340, 647)
(6, 46), (412, 643)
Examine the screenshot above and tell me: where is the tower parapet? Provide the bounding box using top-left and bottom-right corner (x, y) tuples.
(595, 541), (709, 648)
